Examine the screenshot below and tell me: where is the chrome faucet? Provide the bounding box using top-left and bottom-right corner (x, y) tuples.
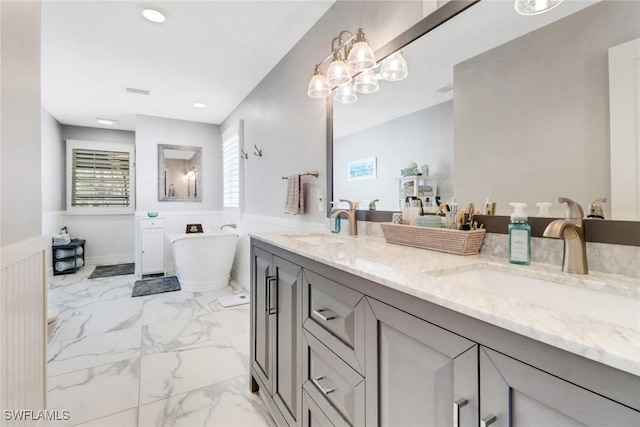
(368, 199), (379, 211)
(543, 197), (588, 274)
(220, 223), (237, 230)
(331, 199), (358, 236)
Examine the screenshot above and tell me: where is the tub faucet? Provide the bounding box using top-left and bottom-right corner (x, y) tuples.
(331, 199), (358, 236)
(220, 223), (237, 231)
(368, 199), (379, 211)
(542, 197), (588, 274)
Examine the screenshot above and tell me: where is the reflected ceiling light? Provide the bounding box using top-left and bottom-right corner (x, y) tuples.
(307, 65), (331, 98)
(380, 51), (408, 81)
(96, 118), (118, 125)
(193, 102), (206, 109)
(334, 82), (358, 104)
(514, 0), (563, 15)
(354, 69), (379, 94)
(142, 8), (166, 23)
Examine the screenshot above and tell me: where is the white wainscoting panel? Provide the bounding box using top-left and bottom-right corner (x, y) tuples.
(1, 236), (47, 426)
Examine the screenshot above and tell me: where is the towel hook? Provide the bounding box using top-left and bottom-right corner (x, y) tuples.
(253, 145), (263, 157)
(240, 149), (249, 160)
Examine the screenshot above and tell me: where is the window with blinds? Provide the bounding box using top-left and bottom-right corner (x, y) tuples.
(222, 120), (243, 210)
(66, 140), (135, 215)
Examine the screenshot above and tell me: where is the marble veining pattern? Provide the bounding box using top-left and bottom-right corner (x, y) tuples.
(47, 269), (273, 427)
(251, 231), (640, 376)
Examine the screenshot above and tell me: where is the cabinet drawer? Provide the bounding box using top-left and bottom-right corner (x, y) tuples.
(303, 330), (365, 427)
(302, 391), (336, 427)
(303, 269), (365, 374)
(140, 218), (165, 229)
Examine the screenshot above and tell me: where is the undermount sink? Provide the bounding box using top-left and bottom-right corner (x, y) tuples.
(440, 267), (640, 331)
(282, 232), (347, 246)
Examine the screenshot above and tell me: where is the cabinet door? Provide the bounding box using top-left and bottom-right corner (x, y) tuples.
(480, 347), (640, 427)
(273, 255), (303, 427)
(251, 247), (274, 395)
(141, 228), (165, 274)
(365, 298), (478, 427)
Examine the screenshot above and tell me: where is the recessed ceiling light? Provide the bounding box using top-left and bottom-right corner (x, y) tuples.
(193, 103), (207, 109)
(96, 118), (118, 125)
(142, 8), (166, 23)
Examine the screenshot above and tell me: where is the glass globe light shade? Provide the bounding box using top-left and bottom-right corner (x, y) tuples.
(326, 52), (352, 87)
(334, 82), (358, 104)
(380, 51), (408, 81)
(354, 69), (379, 94)
(307, 66), (331, 98)
(348, 42), (376, 72)
(514, 0), (563, 15)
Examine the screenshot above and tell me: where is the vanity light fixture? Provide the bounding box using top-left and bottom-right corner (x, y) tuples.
(193, 102), (206, 109)
(514, 0), (563, 16)
(142, 8), (166, 23)
(307, 28), (407, 104)
(96, 118), (118, 125)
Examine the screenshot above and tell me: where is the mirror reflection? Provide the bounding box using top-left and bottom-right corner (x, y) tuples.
(158, 144), (202, 202)
(332, 0), (640, 220)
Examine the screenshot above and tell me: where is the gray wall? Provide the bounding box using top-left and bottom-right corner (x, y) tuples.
(63, 124), (135, 145)
(221, 1), (422, 222)
(1, 1), (41, 246)
(454, 0), (640, 217)
(41, 108), (64, 212)
(135, 114), (221, 212)
(334, 101), (454, 210)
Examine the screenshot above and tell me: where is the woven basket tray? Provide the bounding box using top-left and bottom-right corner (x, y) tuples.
(380, 222), (486, 255)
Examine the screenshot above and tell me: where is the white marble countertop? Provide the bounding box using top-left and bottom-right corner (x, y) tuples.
(250, 231), (640, 377)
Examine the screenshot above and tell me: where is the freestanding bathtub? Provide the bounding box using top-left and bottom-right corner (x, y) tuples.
(170, 231), (238, 292)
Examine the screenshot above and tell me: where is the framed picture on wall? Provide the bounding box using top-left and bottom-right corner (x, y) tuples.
(347, 157), (377, 181)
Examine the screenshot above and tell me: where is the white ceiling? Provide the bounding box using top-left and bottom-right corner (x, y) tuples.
(41, 0), (335, 131)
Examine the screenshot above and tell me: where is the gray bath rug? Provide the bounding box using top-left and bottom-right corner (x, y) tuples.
(88, 263), (135, 279)
(132, 276), (181, 298)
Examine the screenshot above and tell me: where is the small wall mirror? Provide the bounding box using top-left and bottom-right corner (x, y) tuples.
(158, 144), (202, 202)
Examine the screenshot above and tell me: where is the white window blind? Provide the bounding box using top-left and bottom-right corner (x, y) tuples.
(72, 148), (131, 207)
(222, 133), (240, 208)
(66, 140), (135, 215)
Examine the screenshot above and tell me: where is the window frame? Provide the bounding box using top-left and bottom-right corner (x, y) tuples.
(66, 139), (135, 215)
(221, 120), (244, 214)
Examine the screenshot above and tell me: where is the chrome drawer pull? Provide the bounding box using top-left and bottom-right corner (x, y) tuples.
(311, 376), (335, 395)
(481, 414), (497, 427)
(312, 309), (336, 321)
(453, 398), (468, 427)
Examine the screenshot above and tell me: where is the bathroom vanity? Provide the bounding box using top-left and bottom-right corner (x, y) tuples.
(249, 232), (640, 427)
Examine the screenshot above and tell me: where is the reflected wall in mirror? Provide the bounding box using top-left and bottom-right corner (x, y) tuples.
(158, 144), (203, 202)
(332, 0), (640, 220)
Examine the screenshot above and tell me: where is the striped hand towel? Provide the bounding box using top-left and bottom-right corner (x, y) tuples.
(284, 175), (304, 215)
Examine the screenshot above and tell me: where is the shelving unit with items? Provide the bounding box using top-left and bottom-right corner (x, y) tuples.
(52, 239), (85, 275)
(397, 175), (439, 208)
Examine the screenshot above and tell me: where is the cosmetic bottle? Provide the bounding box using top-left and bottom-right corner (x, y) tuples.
(508, 202), (531, 265)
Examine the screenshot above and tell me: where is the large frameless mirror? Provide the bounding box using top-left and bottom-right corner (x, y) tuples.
(158, 144), (202, 202)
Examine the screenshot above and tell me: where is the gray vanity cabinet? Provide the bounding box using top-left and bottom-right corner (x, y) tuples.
(364, 298), (479, 427)
(480, 347), (640, 427)
(250, 247), (303, 427)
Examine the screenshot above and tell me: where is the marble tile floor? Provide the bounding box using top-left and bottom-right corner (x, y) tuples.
(47, 267), (275, 427)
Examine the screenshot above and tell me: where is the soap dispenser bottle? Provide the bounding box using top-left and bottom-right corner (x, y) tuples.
(508, 202), (531, 265)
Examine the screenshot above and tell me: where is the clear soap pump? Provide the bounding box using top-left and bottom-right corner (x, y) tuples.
(508, 202), (531, 265)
